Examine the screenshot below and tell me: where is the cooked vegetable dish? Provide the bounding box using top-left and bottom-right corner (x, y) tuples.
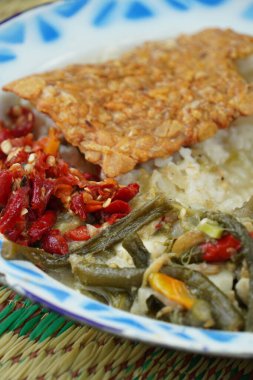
(2, 28), (253, 332)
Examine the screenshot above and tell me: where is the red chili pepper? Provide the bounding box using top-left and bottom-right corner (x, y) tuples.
(6, 149), (29, 167)
(114, 183), (140, 202)
(47, 159), (70, 178)
(55, 175), (78, 187)
(64, 225), (90, 241)
(4, 214), (26, 242)
(0, 170), (13, 207)
(31, 176), (54, 216)
(0, 186), (29, 233)
(28, 210), (57, 243)
(104, 200), (131, 214)
(70, 193), (87, 220)
(0, 128), (13, 143)
(8, 106), (35, 137)
(201, 234), (241, 262)
(85, 181), (116, 200)
(33, 151), (48, 176)
(11, 134), (33, 149)
(42, 229), (69, 255)
(105, 213), (127, 225)
(85, 200), (103, 213)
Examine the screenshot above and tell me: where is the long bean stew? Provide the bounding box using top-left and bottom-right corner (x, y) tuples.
(1, 106), (253, 332)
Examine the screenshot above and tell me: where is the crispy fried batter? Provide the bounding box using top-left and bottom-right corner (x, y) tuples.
(4, 29), (253, 177)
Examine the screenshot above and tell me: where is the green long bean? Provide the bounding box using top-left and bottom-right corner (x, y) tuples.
(161, 265), (244, 331)
(122, 233), (150, 268)
(204, 211), (253, 331)
(2, 240), (69, 270)
(72, 195), (173, 255)
(69, 255), (144, 288)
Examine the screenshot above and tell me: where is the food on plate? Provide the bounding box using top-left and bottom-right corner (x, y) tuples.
(2, 28), (253, 332)
(4, 29), (253, 177)
(0, 106), (139, 252)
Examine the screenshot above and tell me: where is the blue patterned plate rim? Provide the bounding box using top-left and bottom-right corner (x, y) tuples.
(1, 0), (253, 357)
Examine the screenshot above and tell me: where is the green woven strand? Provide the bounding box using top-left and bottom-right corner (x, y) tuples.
(57, 320), (74, 336)
(0, 294), (22, 322)
(0, 302), (16, 321)
(29, 313), (59, 340)
(39, 316), (66, 342)
(9, 304), (40, 330)
(0, 287), (74, 341)
(0, 308), (27, 334)
(19, 314), (45, 336)
(23, 298), (34, 307)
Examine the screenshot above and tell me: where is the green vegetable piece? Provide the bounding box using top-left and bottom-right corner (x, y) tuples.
(2, 240), (69, 270)
(84, 286), (133, 311)
(204, 211), (253, 331)
(161, 265), (244, 331)
(122, 233), (150, 268)
(185, 299), (214, 328)
(72, 195), (172, 255)
(198, 218), (223, 239)
(69, 255), (144, 289)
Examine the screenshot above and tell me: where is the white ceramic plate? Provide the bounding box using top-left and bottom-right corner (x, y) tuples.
(1, 0), (253, 357)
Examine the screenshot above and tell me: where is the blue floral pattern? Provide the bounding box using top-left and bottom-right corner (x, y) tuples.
(0, 22), (25, 44)
(55, 0), (89, 18)
(0, 48), (16, 63)
(1, 0), (253, 356)
(36, 16), (60, 42)
(0, 0), (252, 65)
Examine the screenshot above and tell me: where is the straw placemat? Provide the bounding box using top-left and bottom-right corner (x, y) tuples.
(1, 1), (253, 379)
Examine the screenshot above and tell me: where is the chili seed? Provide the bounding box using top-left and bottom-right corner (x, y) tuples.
(1, 140), (12, 155)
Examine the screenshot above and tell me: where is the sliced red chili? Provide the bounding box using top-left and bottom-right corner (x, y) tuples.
(55, 175), (79, 187)
(0, 107), (140, 252)
(33, 151), (50, 176)
(104, 200), (131, 214)
(6, 149), (29, 167)
(85, 200), (103, 213)
(64, 225), (90, 241)
(114, 183), (139, 202)
(8, 106), (35, 137)
(28, 210), (57, 243)
(201, 234), (241, 262)
(0, 128), (13, 143)
(0, 186), (29, 233)
(86, 181), (116, 199)
(47, 159), (70, 178)
(105, 213), (127, 225)
(0, 171), (13, 207)
(31, 176), (54, 216)
(4, 214), (26, 242)
(70, 193), (87, 220)
(42, 229), (69, 255)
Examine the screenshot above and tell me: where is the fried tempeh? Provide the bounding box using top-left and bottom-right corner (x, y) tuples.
(4, 28), (253, 177)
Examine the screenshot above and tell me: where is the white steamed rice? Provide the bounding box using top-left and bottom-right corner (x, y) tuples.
(120, 116), (253, 212)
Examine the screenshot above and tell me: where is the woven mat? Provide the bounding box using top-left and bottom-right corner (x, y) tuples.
(2, 1), (253, 379)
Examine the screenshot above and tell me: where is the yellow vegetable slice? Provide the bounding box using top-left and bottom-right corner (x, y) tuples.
(149, 272), (195, 309)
